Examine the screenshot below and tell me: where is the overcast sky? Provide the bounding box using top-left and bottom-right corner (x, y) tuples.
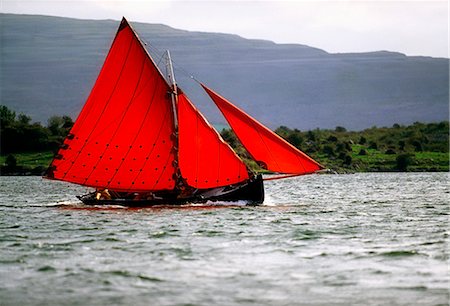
(2, 0), (448, 58)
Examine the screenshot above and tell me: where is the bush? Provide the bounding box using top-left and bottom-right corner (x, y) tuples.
(396, 154), (413, 171)
(336, 142), (351, 153)
(412, 140), (423, 152)
(335, 126), (347, 133)
(343, 155), (352, 165)
(358, 149), (368, 156)
(221, 129), (238, 148)
(323, 145), (335, 157)
(338, 152), (352, 165)
(327, 135), (338, 142)
(306, 130), (316, 141)
(5, 154), (17, 167)
(385, 149), (396, 155)
(368, 141), (378, 150)
(287, 133), (303, 148)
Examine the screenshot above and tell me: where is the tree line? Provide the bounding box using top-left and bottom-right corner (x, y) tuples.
(221, 122), (449, 172)
(1, 105), (74, 154)
(0, 104), (448, 173)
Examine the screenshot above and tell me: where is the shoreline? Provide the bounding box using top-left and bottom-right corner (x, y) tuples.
(1, 169), (448, 177)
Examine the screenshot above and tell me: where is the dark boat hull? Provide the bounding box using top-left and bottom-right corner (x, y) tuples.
(77, 175), (264, 207)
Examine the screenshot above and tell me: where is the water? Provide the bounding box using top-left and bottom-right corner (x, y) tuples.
(0, 173), (448, 305)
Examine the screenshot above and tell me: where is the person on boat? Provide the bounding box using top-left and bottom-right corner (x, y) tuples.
(145, 192), (156, 200)
(95, 188), (111, 200)
(177, 184), (196, 199)
(132, 192), (142, 200)
(130, 192), (156, 201)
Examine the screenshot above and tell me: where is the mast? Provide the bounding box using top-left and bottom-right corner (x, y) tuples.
(165, 50), (184, 189)
(165, 50), (179, 129)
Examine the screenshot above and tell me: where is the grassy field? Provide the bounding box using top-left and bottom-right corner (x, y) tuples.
(348, 146), (448, 172)
(0, 151), (54, 173)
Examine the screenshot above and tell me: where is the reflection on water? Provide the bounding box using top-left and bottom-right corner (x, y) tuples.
(0, 173), (448, 305)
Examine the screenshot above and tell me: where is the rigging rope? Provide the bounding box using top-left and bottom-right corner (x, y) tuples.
(143, 38), (199, 83)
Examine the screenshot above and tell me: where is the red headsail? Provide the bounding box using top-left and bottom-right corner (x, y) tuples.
(201, 84), (324, 175)
(47, 18), (177, 191)
(177, 92), (249, 189)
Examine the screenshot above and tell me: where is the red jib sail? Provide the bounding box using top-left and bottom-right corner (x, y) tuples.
(177, 92), (249, 189)
(201, 84), (324, 174)
(47, 18), (177, 191)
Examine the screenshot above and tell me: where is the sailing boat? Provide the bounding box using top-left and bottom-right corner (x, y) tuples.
(45, 18), (324, 206)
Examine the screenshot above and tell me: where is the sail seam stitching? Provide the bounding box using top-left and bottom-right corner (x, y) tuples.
(127, 80), (171, 191)
(61, 36), (134, 180)
(96, 54), (147, 187)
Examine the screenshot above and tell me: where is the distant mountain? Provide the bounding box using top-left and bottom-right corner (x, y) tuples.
(1, 13), (448, 130)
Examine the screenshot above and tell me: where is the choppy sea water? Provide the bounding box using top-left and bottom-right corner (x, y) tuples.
(0, 173), (448, 306)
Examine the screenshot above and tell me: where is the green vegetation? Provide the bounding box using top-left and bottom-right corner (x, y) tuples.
(0, 105), (73, 174)
(0, 151), (54, 169)
(221, 122), (449, 173)
(1, 105), (448, 174)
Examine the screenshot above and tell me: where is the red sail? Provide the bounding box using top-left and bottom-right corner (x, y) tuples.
(47, 18), (177, 191)
(201, 84), (323, 174)
(177, 92), (249, 189)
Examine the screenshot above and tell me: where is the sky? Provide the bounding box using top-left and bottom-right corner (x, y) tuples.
(1, 0), (448, 58)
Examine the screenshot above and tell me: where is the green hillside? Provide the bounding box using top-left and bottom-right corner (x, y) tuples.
(221, 122), (449, 173)
(1, 105), (447, 174)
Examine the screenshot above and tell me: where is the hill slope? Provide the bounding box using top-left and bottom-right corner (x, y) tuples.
(1, 14), (448, 130)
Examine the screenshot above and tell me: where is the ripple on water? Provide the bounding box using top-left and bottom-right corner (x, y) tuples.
(36, 265), (57, 272)
(291, 228), (320, 241)
(0, 174), (448, 306)
(378, 250), (422, 258)
(102, 270), (164, 282)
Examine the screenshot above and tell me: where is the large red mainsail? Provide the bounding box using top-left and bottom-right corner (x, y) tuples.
(177, 92), (249, 189)
(47, 18), (177, 191)
(201, 84), (323, 175)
